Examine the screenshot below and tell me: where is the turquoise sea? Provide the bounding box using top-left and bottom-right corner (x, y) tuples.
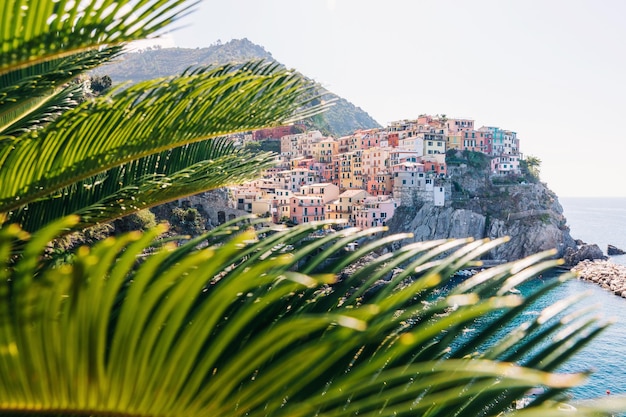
(499, 197), (626, 405)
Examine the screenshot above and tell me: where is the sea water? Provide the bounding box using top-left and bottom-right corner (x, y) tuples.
(446, 198), (626, 409)
(515, 277), (626, 401)
(499, 197), (626, 405)
(556, 197), (626, 402)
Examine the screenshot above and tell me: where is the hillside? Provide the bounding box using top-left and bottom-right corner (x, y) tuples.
(95, 38), (381, 137)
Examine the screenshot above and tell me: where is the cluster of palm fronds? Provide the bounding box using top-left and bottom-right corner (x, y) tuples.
(1, 0), (327, 234)
(0, 217), (620, 416)
(0, 0), (625, 416)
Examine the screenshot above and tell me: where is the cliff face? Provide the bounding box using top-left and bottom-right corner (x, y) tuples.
(386, 164), (577, 262)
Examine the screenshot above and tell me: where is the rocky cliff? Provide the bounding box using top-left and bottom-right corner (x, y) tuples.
(385, 162), (579, 263)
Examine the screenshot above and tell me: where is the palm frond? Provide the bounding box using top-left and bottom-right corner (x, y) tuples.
(0, 62), (327, 215)
(0, 219), (621, 417)
(1, 0), (195, 75)
(8, 143), (276, 232)
(0, 47), (122, 137)
(0, 83), (83, 138)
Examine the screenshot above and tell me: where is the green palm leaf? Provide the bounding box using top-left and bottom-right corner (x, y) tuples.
(0, 218), (622, 417)
(1, 0), (193, 74)
(0, 62), (325, 216)
(0, 47), (122, 136)
(0, 82), (83, 137)
(7, 140), (276, 232)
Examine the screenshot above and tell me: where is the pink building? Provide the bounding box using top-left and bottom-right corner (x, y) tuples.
(446, 118), (475, 133)
(354, 195), (398, 229)
(289, 195), (326, 224)
(300, 183), (340, 204)
(357, 128), (384, 150)
(461, 130), (489, 153)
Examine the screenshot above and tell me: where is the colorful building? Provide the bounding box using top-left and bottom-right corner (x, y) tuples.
(289, 195), (326, 224)
(325, 189), (370, 226)
(354, 195), (398, 229)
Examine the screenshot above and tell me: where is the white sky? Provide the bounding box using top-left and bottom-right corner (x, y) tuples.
(164, 0), (626, 197)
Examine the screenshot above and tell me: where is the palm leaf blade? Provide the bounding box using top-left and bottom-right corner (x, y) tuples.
(0, 63), (326, 215)
(0, 220), (615, 416)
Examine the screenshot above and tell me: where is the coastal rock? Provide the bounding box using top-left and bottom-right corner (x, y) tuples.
(563, 244), (607, 267)
(385, 174), (577, 262)
(572, 260), (626, 298)
(608, 244), (626, 256)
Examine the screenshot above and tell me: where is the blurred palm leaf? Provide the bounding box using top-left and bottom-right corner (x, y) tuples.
(0, 218), (621, 417)
(7, 140), (276, 232)
(1, 0), (193, 74)
(0, 62), (326, 222)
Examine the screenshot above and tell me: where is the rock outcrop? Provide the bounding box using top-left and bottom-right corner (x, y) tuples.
(563, 243), (607, 266)
(385, 164), (577, 262)
(608, 244), (626, 256)
(573, 260), (626, 298)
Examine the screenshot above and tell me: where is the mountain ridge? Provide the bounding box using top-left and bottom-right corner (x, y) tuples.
(96, 38), (381, 137)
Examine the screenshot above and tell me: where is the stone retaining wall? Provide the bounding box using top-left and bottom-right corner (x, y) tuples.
(572, 260), (626, 298)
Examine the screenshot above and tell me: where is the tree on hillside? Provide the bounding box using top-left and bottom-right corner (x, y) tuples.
(90, 74), (113, 94)
(521, 155), (542, 182)
(0, 1), (623, 417)
(526, 155), (542, 178)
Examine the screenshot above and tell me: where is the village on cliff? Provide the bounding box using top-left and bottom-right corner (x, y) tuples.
(226, 115), (522, 228)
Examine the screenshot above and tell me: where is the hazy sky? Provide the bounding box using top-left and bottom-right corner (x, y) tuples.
(164, 0), (626, 198)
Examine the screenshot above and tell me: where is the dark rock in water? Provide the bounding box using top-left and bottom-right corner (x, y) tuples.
(575, 239), (585, 246)
(563, 243), (607, 267)
(608, 244), (626, 256)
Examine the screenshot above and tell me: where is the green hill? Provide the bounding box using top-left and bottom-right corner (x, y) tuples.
(95, 38), (381, 137)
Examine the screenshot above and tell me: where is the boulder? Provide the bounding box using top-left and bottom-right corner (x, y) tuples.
(563, 243), (607, 267)
(607, 244), (626, 256)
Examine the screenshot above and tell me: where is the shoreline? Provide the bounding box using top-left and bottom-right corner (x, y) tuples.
(571, 259), (626, 299)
